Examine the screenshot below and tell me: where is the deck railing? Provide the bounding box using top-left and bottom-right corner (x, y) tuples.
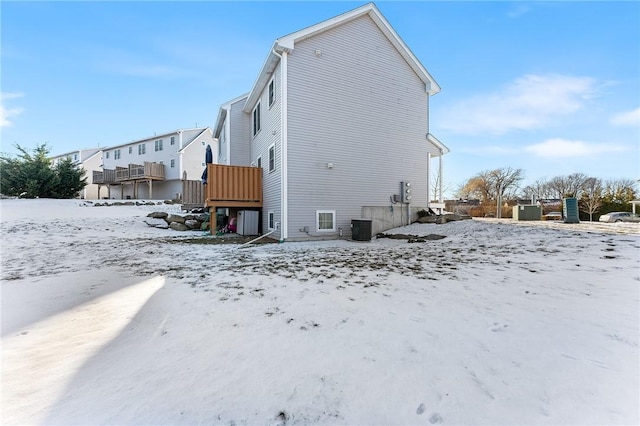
(205, 164), (262, 208)
(115, 166), (130, 181)
(93, 169), (116, 184)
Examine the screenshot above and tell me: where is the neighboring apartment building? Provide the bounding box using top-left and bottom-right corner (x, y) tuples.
(50, 148), (102, 199)
(213, 2), (449, 241)
(98, 128), (216, 200)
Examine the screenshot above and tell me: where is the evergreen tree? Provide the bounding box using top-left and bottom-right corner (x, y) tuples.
(52, 157), (87, 198)
(0, 144), (86, 198)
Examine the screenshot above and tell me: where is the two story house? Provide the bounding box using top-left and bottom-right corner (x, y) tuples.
(50, 148), (102, 199)
(97, 127), (215, 200)
(211, 3), (449, 241)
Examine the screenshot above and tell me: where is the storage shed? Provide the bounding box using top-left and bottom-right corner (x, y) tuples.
(512, 205), (542, 221)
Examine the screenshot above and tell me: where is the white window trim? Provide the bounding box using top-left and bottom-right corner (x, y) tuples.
(316, 210), (336, 232)
(268, 79), (275, 108)
(252, 102), (261, 137)
(268, 144), (275, 173)
(267, 211), (275, 230)
(257, 155), (262, 169)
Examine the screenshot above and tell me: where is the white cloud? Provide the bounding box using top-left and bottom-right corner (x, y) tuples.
(524, 138), (625, 158)
(440, 74), (597, 135)
(0, 92), (25, 127)
(610, 108), (640, 127)
(507, 5), (531, 18)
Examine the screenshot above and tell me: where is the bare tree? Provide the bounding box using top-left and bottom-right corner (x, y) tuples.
(548, 173), (589, 199)
(580, 177), (603, 221)
(457, 167), (524, 204)
(603, 178), (638, 204)
(430, 172), (454, 202)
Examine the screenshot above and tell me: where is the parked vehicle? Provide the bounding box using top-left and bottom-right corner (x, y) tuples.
(543, 211), (562, 220)
(599, 212), (632, 223)
(621, 213), (640, 223)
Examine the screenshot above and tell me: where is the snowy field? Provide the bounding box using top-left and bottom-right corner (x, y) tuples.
(1, 199), (638, 425)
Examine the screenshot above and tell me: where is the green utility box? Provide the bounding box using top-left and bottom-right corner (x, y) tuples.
(563, 197), (580, 223)
(512, 205), (542, 221)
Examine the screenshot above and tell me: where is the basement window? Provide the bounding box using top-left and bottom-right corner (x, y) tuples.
(316, 210), (336, 232)
(268, 211), (275, 230)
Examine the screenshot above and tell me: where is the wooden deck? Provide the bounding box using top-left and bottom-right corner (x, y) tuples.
(205, 164), (262, 209)
(93, 162), (165, 199)
(93, 162), (165, 184)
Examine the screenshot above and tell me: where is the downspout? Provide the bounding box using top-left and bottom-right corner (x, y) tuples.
(272, 46), (288, 241)
(439, 149), (443, 203)
(225, 110), (231, 165)
(426, 152), (431, 211)
(178, 130), (184, 174)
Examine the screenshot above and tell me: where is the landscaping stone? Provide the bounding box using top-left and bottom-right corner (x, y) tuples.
(147, 211), (168, 219)
(170, 222), (190, 231)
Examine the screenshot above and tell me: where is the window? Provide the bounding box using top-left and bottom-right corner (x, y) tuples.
(138, 144), (146, 155)
(128, 146), (133, 154)
(114, 149), (121, 160)
(252, 102), (261, 136)
(170, 136), (175, 145)
(170, 159), (175, 168)
(106, 151), (109, 159)
(268, 211), (275, 230)
(155, 139), (163, 151)
(268, 79), (275, 107)
(316, 210), (336, 232)
(268, 144), (275, 172)
(73, 153), (78, 161)
(257, 156), (262, 169)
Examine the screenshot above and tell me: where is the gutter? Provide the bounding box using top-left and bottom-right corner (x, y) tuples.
(272, 46), (289, 242)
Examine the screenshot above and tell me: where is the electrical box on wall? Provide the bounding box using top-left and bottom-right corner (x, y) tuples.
(401, 181), (412, 203)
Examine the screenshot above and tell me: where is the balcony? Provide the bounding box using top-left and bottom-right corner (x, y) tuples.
(93, 162), (165, 199)
(205, 164), (262, 209)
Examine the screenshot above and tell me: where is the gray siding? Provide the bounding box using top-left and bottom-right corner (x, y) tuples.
(229, 98), (251, 166)
(286, 15), (438, 240)
(251, 64), (283, 240)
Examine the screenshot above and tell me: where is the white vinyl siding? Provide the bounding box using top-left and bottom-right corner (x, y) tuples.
(286, 15), (435, 239)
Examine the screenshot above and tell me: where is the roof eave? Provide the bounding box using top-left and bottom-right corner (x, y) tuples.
(427, 133), (450, 155)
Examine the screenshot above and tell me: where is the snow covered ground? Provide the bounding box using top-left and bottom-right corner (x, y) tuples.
(1, 199), (638, 425)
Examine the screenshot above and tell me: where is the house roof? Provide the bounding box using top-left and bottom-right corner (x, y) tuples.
(214, 93), (249, 138)
(427, 133), (450, 155)
(178, 128), (213, 153)
(103, 128), (210, 151)
(242, 2), (440, 113)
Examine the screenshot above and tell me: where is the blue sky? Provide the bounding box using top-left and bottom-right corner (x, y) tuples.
(2, 1), (639, 195)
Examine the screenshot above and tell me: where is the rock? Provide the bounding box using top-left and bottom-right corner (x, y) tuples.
(170, 222), (189, 231)
(184, 219), (200, 229)
(147, 211), (168, 219)
(144, 218), (169, 229)
(165, 214), (185, 224)
(417, 215), (438, 224)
